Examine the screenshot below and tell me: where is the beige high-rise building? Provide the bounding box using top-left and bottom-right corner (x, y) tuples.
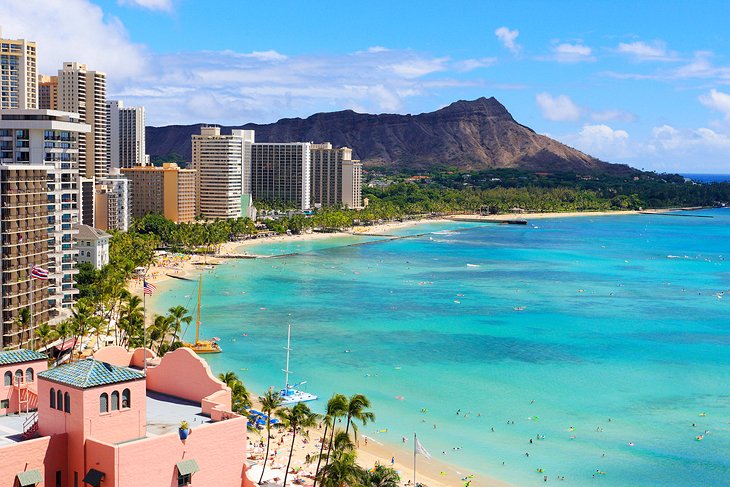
(58, 62), (108, 179)
(310, 143), (363, 209)
(0, 29), (38, 110)
(95, 170), (130, 232)
(192, 126), (252, 219)
(0, 109), (90, 348)
(107, 100), (147, 170)
(38, 74), (58, 110)
(122, 163), (196, 223)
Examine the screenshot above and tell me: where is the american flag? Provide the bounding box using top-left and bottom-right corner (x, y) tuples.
(143, 280), (156, 295)
(30, 265), (49, 280)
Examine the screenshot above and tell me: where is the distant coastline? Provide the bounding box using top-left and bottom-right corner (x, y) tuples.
(680, 173), (730, 183)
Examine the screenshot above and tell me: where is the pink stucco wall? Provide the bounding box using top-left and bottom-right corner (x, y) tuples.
(0, 358), (46, 415)
(0, 434), (66, 486)
(89, 415), (250, 487)
(145, 348), (231, 407)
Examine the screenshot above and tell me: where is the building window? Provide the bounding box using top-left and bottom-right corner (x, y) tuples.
(56, 389), (63, 410)
(111, 391), (119, 411)
(122, 388), (130, 408)
(50, 388), (56, 408)
(14, 369), (23, 384)
(3, 371), (10, 386)
(0, 399), (8, 409)
(177, 473), (191, 486)
(100, 393), (108, 413)
(25, 367), (34, 383)
(86, 251), (91, 257)
(55, 471), (61, 487)
(64, 392), (70, 413)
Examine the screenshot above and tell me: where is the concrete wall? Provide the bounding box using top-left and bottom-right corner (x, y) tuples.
(0, 434), (67, 487)
(145, 348), (231, 407)
(0, 359), (46, 415)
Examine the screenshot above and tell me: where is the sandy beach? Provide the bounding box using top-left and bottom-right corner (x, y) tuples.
(138, 209), (661, 486)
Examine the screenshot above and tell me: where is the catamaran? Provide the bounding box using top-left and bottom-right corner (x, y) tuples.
(279, 324), (317, 405)
(183, 275), (222, 354)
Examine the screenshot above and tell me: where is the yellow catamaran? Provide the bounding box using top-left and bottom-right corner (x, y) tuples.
(184, 275), (222, 354)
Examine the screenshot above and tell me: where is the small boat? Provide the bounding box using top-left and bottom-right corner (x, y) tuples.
(279, 324), (317, 405)
(183, 275), (222, 354)
(513, 306), (526, 311)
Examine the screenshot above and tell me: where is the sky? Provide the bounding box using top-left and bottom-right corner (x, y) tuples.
(2, 0), (730, 173)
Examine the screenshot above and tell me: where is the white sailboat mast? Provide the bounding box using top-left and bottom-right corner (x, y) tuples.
(283, 324), (292, 388)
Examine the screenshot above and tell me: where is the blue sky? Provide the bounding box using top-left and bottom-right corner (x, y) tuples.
(3, 0), (730, 172)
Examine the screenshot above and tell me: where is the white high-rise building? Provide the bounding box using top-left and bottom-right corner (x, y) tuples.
(191, 126), (254, 219)
(107, 100), (147, 170)
(0, 29), (37, 110)
(58, 62), (108, 179)
(250, 142), (311, 210)
(0, 109), (90, 346)
(95, 169), (131, 232)
(310, 143), (363, 209)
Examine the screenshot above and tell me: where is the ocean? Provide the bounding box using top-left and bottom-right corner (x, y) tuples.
(680, 173), (730, 183)
(152, 210), (730, 486)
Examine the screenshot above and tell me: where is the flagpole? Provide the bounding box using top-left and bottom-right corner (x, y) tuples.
(29, 265), (34, 350)
(143, 275), (147, 376)
(413, 433), (417, 486)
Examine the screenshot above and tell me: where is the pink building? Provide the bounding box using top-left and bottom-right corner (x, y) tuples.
(0, 347), (256, 487)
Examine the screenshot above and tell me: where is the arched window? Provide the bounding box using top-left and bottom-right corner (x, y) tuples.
(50, 388), (56, 409)
(122, 388), (131, 408)
(56, 389), (63, 410)
(14, 369), (22, 384)
(25, 368), (33, 383)
(111, 391), (119, 411)
(3, 371), (11, 386)
(100, 393), (109, 413)
(86, 251), (91, 257)
(64, 392), (71, 413)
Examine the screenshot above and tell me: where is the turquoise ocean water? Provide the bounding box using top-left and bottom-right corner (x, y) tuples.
(152, 211), (730, 486)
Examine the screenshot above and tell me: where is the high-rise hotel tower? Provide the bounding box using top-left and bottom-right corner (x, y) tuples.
(0, 29), (37, 110)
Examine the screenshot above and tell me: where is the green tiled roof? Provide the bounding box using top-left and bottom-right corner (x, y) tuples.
(0, 349), (46, 366)
(38, 359), (144, 389)
(176, 459), (200, 476)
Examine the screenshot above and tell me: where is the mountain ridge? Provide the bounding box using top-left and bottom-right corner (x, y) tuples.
(146, 97), (636, 175)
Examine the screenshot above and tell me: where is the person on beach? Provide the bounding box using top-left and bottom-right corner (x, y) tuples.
(391, 456), (395, 465)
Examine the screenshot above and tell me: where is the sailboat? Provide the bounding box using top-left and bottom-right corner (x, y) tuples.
(279, 324), (317, 405)
(183, 275), (222, 354)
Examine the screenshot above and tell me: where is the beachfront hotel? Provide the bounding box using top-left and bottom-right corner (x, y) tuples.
(0, 109), (90, 348)
(310, 143), (363, 209)
(75, 224), (110, 270)
(58, 62), (108, 180)
(0, 346), (255, 486)
(122, 163), (196, 223)
(94, 169), (131, 232)
(250, 141), (312, 211)
(38, 75), (58, 111)
(0, 29), (37, 111)
(191, 126), (254, 219)
(106, 100), (148, 170)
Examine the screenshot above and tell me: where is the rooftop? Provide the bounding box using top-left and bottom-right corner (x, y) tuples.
(143, 391), (212, 439)
(75, 224), (111, 241)
(0, 349), (47, 366)
(38, 359), (144, 389)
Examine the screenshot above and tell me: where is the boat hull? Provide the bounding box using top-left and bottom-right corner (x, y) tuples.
(279, 388), (318, 405)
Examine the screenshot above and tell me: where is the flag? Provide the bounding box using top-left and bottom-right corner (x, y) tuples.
(30, 265), (49, 280)
(143, 281), (156, 295)
(415, 435), (431, 459)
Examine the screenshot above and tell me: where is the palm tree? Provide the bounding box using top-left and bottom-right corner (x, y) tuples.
(344, 394), (375, 443)
(34, 322), (56, 350)
(218, 371), (239, 388)
(366, 464), (400, 487)
(276, 402), (320, 487)
(257, 389), (283, 484)
(314, 394), (348, 487)
(14, 307), (31, 349)
(54, 319), (75, 364)
(71, 299), (93, 359)
(316, 432), (364, 487)
(167, 305), (191, 345)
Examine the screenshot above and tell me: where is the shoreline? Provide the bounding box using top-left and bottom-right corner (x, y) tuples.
(139, 208), (669, 486)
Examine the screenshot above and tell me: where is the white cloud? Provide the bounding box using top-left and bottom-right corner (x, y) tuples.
(616, 40), (676, 61)
(590, 109), (636, 122)
(390, 57), (450, 78)
(117, 0), (173, 12)
(699, 89), (730, 119)
(561, 124), (631, 160)
(495, 27), (521, 54)
(1, 0), (147, 78)
(367, 46), (390, 53)
(454, 57), (497, 72)
(535, 93), (581, 121)
(551, 43), (595, 63)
